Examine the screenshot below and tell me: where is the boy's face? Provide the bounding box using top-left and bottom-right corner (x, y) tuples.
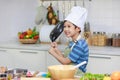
(64, 21), (81, 38)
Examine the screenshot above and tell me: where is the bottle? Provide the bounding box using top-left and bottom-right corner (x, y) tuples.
(106, 33), (112, 46)
(98, 32), (102, 46)
(92, 32), (98, 46)
(115, 33), (120, 47)
(112, 33), (116, 47)
(101, 32), (107, 46)
(96, 32), (100, 46)
(118, 34), (120, 47)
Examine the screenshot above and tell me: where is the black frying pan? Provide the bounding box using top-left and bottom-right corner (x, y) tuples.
(49, 21), (64, 42)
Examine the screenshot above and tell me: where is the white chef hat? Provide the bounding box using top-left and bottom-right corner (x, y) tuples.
(65, 6), (88, 31)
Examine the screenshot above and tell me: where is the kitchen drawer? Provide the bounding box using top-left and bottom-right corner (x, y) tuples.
(0, 48), (14, 68)
(86, 54), (120, 74)
(0, 48), (47, 71)
(9, 49), (47, 71)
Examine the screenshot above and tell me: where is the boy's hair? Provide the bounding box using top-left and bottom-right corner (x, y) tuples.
(73, 24), (81, 33)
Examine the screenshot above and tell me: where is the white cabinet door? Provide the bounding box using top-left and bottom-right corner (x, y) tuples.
(0, 48), (13, 68)
(86, 54), (120, 74)
(46, 52), (61, 70)
(110, 55), (120, 72)
(9, 49), (46, 71)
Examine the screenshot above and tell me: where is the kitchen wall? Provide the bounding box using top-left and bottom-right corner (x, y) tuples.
(87, 0), (120, 33)
(42, 0), (120, 33)
(0, 0), (39, 42)
(0, 0), (120, 42)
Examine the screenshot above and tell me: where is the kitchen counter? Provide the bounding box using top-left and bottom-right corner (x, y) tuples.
(0, 40), (120, 73)
(0, 40), (120, 56)
(0, 40), (66, 51)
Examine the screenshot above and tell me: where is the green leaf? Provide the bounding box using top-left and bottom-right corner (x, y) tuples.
(33, 26), (36, 32)
(46, 72), (51, 78)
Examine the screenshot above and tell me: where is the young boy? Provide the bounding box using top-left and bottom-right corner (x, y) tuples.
(48, 6), (89, 73)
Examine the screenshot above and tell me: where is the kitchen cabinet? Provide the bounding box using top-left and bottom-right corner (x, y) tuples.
(86, 53), (120, 74)
(0, 48), (46, 71)
(46, 52), (61, 70)
(47, 50), (120, 74)
(10, 49), (46, 71)
(0, 48), (13, 68)
(0, 42), (120, 73)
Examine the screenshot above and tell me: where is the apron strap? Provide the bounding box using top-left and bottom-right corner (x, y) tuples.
(71, 34), (81, 50)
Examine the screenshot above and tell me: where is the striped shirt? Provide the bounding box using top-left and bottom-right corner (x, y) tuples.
(68, 38), (89, 72)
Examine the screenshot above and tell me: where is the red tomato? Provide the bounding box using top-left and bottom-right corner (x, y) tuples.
(22, 31), (27, 36)
(33, 35), (39, 40)
(19, 34), (24, 39)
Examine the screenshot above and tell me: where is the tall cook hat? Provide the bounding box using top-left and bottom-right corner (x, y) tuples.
(65, 6), (88, 31)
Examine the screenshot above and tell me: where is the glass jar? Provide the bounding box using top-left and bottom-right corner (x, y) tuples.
(98, 32), (107, 46)
(112, 33), (117, 47)
(92, 32), (98, 46)
(118, 34), (120, 47)
(115, 33), (120, 47)
(106, 33), (112, 46)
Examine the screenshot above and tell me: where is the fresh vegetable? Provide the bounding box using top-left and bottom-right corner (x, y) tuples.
(80, 73), (105, 80)
(27, 28), (33, 35)
(41, 72), (51, 78)
(110, 71), (120, 80)
(103, 76), (111, 80)
(33, 35), (39, 40)
(19, 34), (24, 39)
(18, 27), (39, 40)
(46, 72), (51, 78)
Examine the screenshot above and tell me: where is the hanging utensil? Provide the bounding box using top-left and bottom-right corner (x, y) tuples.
(68, 0), (71, 14)
(83, 0), (85, 7)
(62, 1), (65, 19)
(57, 0), (59, 20)
(49, 21), (64, 42)
(35, 0), (47, 25)
(74, 0), (77, 6)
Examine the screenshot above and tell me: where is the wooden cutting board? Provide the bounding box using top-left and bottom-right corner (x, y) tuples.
(53, 78), (79, 80)
(21, 77), (50, 80)
(21, 77), (80, 80)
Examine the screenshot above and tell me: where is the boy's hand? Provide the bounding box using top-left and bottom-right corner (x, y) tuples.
(49, 42), (58, 55)
(51, 42), (58, 48)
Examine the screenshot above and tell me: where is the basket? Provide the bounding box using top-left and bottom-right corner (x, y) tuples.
(19, 39), (38, 44)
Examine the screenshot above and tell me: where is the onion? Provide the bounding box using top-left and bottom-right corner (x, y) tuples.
(111, 71), (120, 80)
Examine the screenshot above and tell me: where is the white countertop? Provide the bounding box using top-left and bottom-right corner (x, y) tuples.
(0, 40), (120, 56)
(0, 40), (66, 51)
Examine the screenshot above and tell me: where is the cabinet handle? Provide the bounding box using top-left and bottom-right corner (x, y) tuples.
(89, 55), (111, 59)
(0, 49), (7, 52)
(20, 51), (38, 54)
